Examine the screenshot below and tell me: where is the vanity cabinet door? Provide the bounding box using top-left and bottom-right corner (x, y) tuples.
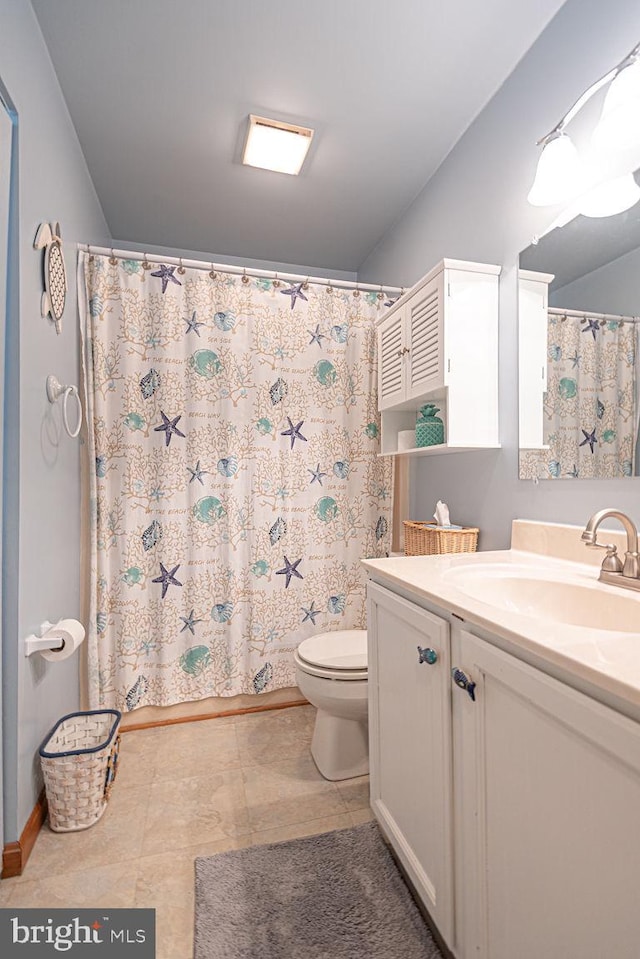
(367, 581), (454, 946)
(456, 629), (640, 959)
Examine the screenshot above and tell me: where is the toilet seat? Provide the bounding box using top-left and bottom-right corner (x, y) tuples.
(295, 630), (367, 681)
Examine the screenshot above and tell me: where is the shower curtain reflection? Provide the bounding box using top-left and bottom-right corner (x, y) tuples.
(520, 311), (636, 479)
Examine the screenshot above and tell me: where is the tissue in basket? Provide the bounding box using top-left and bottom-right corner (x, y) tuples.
(403, 521), (479, 555)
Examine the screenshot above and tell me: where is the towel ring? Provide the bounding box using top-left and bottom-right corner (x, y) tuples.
(46, 375), (83, 438)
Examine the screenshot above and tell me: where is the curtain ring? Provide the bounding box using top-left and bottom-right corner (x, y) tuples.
(302, 277), (310, 291)
(109, 248), (118, 266)
(241, 268), (250, 285)
(377, 285), (384, 301)
(177, 256), (186, 275)
(273, 272), (281, 289)
(326, 281), (333, 294)
(142, 253), (151, 270)
(353, 282), (360, 298)
(209, 263), (217, 280)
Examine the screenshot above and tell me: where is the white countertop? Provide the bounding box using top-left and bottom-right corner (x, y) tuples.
(362, 546), (640, 716)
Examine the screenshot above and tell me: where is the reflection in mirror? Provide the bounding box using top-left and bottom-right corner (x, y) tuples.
(0, 95), (11, 346)
(518, 179), (640, 480)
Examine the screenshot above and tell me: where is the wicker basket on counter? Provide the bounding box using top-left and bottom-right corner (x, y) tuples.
(403, 520), (479, 556)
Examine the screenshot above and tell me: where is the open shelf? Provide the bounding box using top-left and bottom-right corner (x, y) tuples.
(379, 443), (501, 458)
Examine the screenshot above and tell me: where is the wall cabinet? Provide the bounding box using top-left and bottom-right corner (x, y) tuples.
(377, 259), (501, 456)
(367, 578), (640, 959)
(518, 269), (554, 450)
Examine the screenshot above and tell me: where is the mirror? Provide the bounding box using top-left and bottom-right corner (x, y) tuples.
(518, 176), (640, 480)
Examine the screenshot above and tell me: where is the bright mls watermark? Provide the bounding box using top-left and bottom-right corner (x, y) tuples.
(0, 909), (155, 956)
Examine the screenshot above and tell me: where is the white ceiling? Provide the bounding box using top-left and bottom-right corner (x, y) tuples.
(32, 0), (567, 272)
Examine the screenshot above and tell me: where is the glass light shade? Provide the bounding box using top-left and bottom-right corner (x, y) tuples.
(592, 60), (640, 151)
(242, 115), (313, 175)
(578, 173), (640, 217)
(527, 134), (581, 206)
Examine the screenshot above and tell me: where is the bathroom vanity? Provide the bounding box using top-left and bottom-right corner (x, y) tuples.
(363, 520), (640, 959)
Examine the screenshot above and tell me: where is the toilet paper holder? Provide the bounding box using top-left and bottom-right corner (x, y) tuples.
(25, 621), (69, 657)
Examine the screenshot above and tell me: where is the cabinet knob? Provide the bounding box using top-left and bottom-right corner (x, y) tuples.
(417, 645), (438, 665)
(452, 667), (476, 702)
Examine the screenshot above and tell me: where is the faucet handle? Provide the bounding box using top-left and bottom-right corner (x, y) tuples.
(585, 537), (624, 572)
(600, 544), (624, 573)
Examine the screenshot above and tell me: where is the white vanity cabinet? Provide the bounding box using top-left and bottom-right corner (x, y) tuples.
(377, 259), (500, 455)
(455, 628), (640, 959)
(367, 580), (454, 946)
(367, 577), (640, 959)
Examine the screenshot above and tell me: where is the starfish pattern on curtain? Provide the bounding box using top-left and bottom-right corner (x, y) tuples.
(80, 254), (392, 710)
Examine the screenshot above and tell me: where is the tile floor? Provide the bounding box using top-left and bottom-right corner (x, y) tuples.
(0, 705), (373, 959)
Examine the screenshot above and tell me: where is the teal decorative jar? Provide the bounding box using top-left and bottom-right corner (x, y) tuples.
(415, 403), (444, 448)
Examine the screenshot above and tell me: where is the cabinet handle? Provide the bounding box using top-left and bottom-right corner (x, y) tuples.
(417, 646), (438, 665)
(452, 667), (476, 702)
(402, 346), (410, 355)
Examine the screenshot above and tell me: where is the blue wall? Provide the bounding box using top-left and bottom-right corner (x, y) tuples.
(0, 0), (110, 842)
(359, 0), (640, 548)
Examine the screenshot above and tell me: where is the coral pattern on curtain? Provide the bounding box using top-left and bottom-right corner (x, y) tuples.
(80, 253), (392, 710)
(520, 313), (636, 479)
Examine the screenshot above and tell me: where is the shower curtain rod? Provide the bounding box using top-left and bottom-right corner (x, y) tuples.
(80, 245), (404, 295)
(549, 306), (640, 325)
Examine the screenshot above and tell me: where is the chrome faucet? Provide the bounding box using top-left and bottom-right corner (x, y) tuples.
(581, 508), (640, 590)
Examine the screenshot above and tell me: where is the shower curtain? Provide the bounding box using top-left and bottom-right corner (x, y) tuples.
(80, 253), (392, 710)
(520, 312), (636, 479)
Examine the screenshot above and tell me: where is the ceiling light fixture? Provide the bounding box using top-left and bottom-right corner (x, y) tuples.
(528, 41), (640, 216)
(242, 115), (314, 176)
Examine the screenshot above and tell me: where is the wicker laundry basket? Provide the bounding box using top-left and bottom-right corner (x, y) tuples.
(39, 709), (122, 832)
(404, 521), (479, 556)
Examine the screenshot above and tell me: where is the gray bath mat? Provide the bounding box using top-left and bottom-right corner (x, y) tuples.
(194, 821), (444, 958)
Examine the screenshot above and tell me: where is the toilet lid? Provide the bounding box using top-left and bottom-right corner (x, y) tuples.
(297, 630), (367, 671)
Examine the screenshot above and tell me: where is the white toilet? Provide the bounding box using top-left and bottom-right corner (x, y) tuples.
(294, 629), (368, 781)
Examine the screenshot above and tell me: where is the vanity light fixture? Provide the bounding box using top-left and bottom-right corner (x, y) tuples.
(528, 41), (640, 215)
(242, 115), (314, 175)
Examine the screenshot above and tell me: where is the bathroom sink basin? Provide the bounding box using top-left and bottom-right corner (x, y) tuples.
(443, 563), (640, 633)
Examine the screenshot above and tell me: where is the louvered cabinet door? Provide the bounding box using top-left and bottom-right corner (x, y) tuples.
(407, 273), (444, 399)
(377, 308), (406, 410)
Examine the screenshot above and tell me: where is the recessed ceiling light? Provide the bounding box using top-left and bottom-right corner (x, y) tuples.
(242, 115), (314, 175)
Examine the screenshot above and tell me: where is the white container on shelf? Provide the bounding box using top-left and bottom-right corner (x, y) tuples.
(397, 430), (416, 451)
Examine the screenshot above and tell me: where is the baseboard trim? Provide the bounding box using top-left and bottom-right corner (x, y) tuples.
(120, 698), (308, 733)
(2, 788), (48, 879)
